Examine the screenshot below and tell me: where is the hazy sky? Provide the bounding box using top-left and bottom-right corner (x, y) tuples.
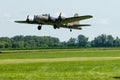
(0, 0), (120, 41)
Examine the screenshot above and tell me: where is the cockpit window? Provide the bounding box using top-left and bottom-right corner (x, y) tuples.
(42, 14), (48, 16)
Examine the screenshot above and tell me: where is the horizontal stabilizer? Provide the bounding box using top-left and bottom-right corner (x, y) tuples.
(79, 24), (91, 26)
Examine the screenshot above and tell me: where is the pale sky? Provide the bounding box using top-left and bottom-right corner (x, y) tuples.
(0, 0), (120, 41)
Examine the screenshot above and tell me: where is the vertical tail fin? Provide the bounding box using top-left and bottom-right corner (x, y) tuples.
(71, 13), (80, 25)
(74, 13), (79, 17)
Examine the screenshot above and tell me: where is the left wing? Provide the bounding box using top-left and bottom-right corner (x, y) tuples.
(14, 21), (38, 24)
(59, 15), (93, 24)
(15, 21), (28, 24)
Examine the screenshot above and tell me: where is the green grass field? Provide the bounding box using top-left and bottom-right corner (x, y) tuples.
(0, 48), (120, 80)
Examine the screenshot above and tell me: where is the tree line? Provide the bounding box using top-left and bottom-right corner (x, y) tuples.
(0, 34), (120, 49)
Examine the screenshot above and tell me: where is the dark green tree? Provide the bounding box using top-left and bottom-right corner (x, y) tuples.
(0, 42), (5, 48)
(67, 38), (76, 46)
(12, 35), (24, 41)
(114, 37), (120, 47)
(91, 34), (107, 47)
(0, 37), (12, 48)
(106, 35), (114, 47)
(77, 35), (88, 47)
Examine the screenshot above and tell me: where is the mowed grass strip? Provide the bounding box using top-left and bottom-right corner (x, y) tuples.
(1, 57), (120, 64)
(0, 48), (120, 59)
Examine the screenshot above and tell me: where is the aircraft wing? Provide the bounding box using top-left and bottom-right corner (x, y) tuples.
(14, 21), (38, 24)
(15, 21), (28, 24)
(59, 15), (93, 24)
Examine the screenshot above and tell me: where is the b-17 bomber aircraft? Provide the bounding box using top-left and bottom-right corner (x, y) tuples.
(15, 13), (93, 32)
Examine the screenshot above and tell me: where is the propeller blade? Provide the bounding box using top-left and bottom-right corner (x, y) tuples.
(57, 12), (62, 20)
(48, 14), (51, 20)
(27, 15), (29, 19)
(26, 15), (29, 21)
(59, 13), (62, 17)
(48, 14), (50, 17)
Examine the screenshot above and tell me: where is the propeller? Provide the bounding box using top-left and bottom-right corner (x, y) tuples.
(26, 15), (29, 21)
(48, 14), (51, 20)
(59, 13), (62, 17)
(58, 13), (62, 20)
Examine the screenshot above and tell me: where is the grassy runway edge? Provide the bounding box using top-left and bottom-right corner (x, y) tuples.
(0, 48), (120, 80)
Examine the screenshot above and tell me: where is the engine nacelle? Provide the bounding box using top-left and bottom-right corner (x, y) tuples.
(40, 16), (49, 20)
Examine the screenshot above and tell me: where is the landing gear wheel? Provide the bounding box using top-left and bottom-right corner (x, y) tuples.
(54, 26), (57, 29)
(38, 26), (42, 30)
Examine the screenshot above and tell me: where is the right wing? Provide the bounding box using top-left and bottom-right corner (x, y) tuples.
(59, 15), (93, 24)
